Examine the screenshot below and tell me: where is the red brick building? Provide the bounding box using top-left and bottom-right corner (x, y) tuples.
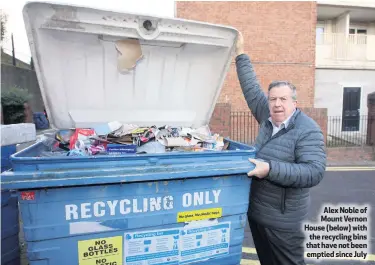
(176, 1), (326, 141)
(177, 1), (317, 111)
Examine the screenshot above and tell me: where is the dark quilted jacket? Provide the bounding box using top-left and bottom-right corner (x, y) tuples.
(236, 54), (327, 231)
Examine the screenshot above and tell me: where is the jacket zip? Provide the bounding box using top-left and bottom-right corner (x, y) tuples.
(281, 189), (286, 214)
(256, 120), (297, 214)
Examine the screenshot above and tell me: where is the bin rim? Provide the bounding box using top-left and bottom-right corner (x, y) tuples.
(10, 136), (256, 158)
(2, 140), (256, 190)
(3, 138), (256, 190)
(0, 160), (254, 190)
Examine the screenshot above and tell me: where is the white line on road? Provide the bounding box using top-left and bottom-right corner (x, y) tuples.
(326, 166), (375, 171)
(240, 260), (260, 265)
(241, 259), (315, 265)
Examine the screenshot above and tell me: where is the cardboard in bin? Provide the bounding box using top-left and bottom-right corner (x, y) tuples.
(1, 3), (256, 265)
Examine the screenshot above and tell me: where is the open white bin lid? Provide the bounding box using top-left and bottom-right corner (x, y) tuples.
(23, 1), (238, 129)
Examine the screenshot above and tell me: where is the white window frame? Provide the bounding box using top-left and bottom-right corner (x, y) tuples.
(349, 26), (368, 44)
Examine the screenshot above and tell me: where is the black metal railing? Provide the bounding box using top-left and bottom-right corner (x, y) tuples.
(230, 112), (260, 145)
(230, 112), (375, 148)
(326, 115), (374, 147)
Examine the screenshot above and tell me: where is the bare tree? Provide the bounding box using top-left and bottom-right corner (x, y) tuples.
(1, 11), (7, 43)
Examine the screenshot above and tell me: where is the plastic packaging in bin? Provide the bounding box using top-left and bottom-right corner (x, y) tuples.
(1, 2), (256, 265)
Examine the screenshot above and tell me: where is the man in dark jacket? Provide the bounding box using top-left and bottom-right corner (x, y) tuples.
(235, 32), (327, 265)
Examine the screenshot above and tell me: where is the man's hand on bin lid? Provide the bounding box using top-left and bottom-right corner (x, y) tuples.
(247, 158), (270, 179)
(235, 31), (245, 56)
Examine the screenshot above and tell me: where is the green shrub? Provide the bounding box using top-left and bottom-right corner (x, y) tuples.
(1, 87), (32, 124)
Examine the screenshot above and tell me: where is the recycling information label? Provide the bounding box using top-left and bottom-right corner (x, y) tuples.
(124, 222), (231, 265)
(78, 236), (122, 265)
(124, 229), (180, 265)
(180, 223), (230, 264)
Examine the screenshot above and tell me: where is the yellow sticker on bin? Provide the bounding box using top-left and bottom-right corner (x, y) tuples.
(177, 208), (222, 222)
(78, 236), (122, 265)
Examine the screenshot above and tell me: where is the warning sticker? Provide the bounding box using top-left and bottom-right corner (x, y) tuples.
(78, 236), (122, 265)
(177, 208), (222, 223)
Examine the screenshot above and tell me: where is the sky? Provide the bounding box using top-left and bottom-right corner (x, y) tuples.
(1, 0), (175, 63)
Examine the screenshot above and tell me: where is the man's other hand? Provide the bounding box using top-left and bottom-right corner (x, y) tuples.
(235, 31), (244, 56)
(247, 158), (270, 178)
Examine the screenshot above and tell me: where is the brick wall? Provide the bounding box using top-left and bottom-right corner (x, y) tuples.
(300, 107), (328, 143)
(209, 103), (231, 137)
(176, 1), (317, 111)
(367, 92), (375, 145)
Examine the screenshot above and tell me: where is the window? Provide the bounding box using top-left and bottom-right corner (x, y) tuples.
(316, 27), (325, 44)
(357, 29), (367, 35)
(349, 28), (367, 44)
(349, 28), (367, 34)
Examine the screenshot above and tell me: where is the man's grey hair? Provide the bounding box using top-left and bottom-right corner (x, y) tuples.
(268, 81), (297, 100)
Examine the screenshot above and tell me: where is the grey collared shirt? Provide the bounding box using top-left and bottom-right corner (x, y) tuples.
(268, 110), (296, 136)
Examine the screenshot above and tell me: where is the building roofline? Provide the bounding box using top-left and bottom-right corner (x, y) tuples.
(317, 0), (375, 9)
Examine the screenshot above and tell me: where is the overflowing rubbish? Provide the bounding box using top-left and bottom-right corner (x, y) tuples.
(38, 122), (226, 157)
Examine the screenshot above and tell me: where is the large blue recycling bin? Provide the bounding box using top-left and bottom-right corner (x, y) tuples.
(1, 190), (21, 265)
(1, 145), (21, 265)
(1, 145), (17, 172)
(7, 2), (255, 264)
(1, 139), (255, 265)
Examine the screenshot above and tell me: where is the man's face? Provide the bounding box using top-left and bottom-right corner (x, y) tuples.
(268, 85), (297, 126)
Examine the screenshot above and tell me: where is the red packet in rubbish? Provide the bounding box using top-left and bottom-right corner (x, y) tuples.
(69, 129), (96, 150)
